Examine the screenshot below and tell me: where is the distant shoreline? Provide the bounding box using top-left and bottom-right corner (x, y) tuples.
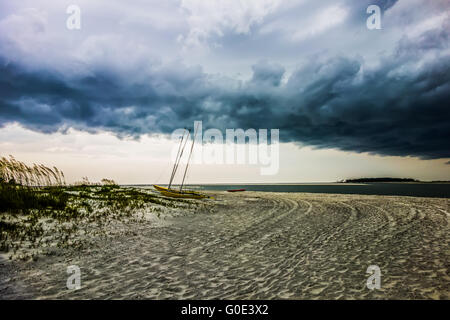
(129, 183), (450, 198)
(125, 181), (450, 187)
(339, 178), (450, 183)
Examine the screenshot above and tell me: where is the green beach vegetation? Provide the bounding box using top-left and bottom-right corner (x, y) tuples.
(0, 155), (203, 260)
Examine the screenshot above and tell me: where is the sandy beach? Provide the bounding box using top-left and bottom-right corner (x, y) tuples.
(0, 191), (449, 299)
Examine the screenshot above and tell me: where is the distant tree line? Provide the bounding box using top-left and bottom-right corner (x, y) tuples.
(341, 177), (419, 183)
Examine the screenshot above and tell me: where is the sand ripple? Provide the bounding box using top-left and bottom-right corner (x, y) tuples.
(1, 192), (448, 299)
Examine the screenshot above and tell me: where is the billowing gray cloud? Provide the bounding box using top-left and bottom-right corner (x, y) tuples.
(0, 0), (449, 159)
(251, 61), (285, 86)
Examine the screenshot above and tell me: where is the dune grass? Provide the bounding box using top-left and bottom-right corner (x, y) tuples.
(0, 183), (68, 213)
(0, 183), (200, 260)
(1, 155), (65, 187)
(0, 156), (203, 260)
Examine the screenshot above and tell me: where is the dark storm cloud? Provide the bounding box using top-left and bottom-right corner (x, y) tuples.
(1, 10), (449, 159)
(1, 49), (449, 159)
(251, 61), (285, 87)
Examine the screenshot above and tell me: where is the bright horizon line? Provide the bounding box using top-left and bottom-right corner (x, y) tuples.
(123, 180), (449, 185)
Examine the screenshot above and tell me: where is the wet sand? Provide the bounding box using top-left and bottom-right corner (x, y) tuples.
(0, 192), (449, 299)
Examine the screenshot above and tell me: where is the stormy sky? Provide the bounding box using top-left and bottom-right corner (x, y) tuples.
(0, 0), (449, 182)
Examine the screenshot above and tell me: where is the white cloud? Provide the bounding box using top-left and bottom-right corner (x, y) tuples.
(0, 8), (48, 62)
(179, 0), (282, 49)
(292, 5), (348, 41)
(405, 12), (449, 38)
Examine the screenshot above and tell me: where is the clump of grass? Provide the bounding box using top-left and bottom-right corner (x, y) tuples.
(1, 155), (65, 187)
(72, 177), (117, 187)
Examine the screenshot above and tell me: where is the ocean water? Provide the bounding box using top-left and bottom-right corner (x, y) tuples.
(177, 183), (450, 198)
